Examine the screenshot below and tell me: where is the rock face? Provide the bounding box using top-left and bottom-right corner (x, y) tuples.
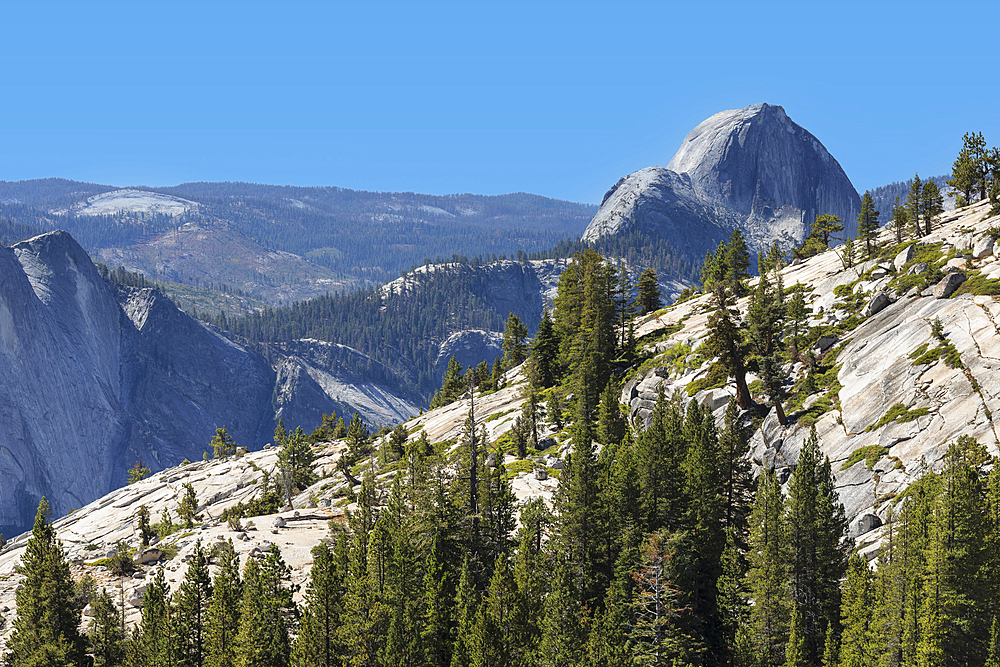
(0, 232), (416, 534)
(584, 103), (861, 266)
(435, 330), (504, 380)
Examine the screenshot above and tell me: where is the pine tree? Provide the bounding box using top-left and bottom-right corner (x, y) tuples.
(178, 482), (200, 528)
(234, 554), (290, 667)
(277, 424), (318, 493)
(292, 539), (346, 667)
(857, 191), (880, 259)
(615, 263), (637, 349)
(422, 534), (454, 667)
(532, 309), (560, 388)
(205, 540), (243, 667)
(596, 379), (626, 448)
(745, 469), (789, 666)
(636, 268), (662, 315)
(211, 426), (238, 458)
(785, 427), (850, 666)
(811, 214), (844, 247)
(921, 180), (945, 237)
(706, 280), (752, 409)
(839, 553), (875, 667)
(131, 568), (178, 667)
(175, 540), (214, 667)
(502, 312), (530, 369)
(451, 557), (479, 667)
(4, 497), (88, 667)
(89, 588), (126, 667)
(890, 195), (909, 244)
(470, 553), (520, 667)
(432, 356), (466, 409)
(536, 560), (586, 667)
(629, 530), (699, 666)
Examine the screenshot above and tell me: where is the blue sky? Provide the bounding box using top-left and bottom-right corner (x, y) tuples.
(2, 1), (996, 204)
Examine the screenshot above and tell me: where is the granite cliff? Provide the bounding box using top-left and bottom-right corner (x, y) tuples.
(0, 231), (416, 535)
(584, 103), (861, 269)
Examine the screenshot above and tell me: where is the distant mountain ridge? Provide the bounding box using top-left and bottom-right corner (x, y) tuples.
(584, 103), (861, 271)
(0, 178), (596, 303)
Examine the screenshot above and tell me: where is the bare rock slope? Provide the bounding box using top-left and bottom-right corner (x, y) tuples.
(623, 199), (1000, 550)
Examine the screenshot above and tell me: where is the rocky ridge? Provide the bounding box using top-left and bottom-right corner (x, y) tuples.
(622, 198), (1000, 552)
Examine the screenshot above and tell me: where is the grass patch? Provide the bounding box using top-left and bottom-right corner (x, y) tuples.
(503, 459), (536, 480)
(952, 272), (1000, 297)
(686, 362), (728, 397)
(484, 407), (517, 423)
(865, 403), (931, 432)
(841, 445), (889, 471)
(798, 396), (834, 427)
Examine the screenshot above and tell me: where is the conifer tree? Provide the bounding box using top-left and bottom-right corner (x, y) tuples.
(175, 540), (214, 667)
(235, 554), (290, 667)
(745, 469), (789, 666)
(706, 281), (752, 409)
(451, 557), (479, 667)
(890, 195), (908, 244)
(5, 497), (88, 667)
(536, 560), (586, 667)
(205, 540), (243, 667)
(921, 180), (945, 237)
(596, 379), (626, 448)
(785, 427), (850, 666)
(211, 426), (238, 458)
(502, 312), (530, 369)
(292, 539), (346, 667)
(531, 309), (559, 388)
(178, 482), (200, 528)
(615, 263), (637, 348)
(422, 534), (454, 667)
(636, 268), (661, 315)
(277, 423), (318, 493)
(470, 553), (520, 667)
(857, 191), (880, 258)
(838, 553), (875, 667)
(89, 588), (126, 667)
(130, 568), (178, 667)
(811, 214), (844, 247)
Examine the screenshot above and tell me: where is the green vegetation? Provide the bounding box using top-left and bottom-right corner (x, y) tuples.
(840, 445), (889, 470)
(865, 403), (931, 433)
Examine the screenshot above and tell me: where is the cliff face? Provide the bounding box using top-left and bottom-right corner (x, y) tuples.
(584, 103), (861, 267)
(0, 232), (415, 534)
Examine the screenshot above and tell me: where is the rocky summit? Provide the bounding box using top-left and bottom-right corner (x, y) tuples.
(0, 231), (417, 534)
(584, 103), (861, 264)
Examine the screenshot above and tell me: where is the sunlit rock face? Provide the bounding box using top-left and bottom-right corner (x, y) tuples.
(585, 103), (860, 262)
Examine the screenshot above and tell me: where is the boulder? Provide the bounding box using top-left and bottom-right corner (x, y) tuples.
(870, 267), (888, 280)
(850, 513), (883, 539)
(813, 335), (837, 353)
(862, 292), (892, 318)
(894, 245), (915, 271)
(548, 458), (565, 470)
(933, 272), (966, 299)
(974, 235), (995, 259)
(134, 548), (163, 565)
(908, 262), (928, 275)
(537, 437), (556, 451)
(955, 234), (974, 251)
(318, 498), (332, 508)
(272, 516), (286, 529)
(83, 603), (94, 617)
(533, 467), (548, 481)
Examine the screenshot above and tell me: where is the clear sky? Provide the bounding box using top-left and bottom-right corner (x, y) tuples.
(2, 0), (997, 204)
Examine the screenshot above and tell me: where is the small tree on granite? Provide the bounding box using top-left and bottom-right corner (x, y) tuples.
(502, 311), (529, 369)
(178, 482), (201, 529)
(276, 420), (318, 494)
(857, 191), (881, 259)
(921, 180), (944, 237)
(636, 268), (662, 315)
(211, 426), (238, 459)
(128, 457), (151, 485)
